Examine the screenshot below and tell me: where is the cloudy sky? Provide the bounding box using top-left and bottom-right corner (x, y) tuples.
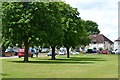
(64, 0), (119, 42)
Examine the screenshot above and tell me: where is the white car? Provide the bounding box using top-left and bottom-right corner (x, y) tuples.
(41, 48), (49, 53)
(112, 49), (120, 54)
(47, 51), (58, 56)
(70, 51), (79, 55)
(59, 51), (66, 55)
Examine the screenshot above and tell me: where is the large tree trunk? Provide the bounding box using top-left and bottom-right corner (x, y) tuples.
(51, 45), (56, 60)
(2, 47), (5, 57)
(24, 40), (29, 62)
(67, 47), (70, 58)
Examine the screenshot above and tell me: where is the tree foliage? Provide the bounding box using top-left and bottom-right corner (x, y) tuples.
(83, 20), (100, 34)
(2, 2), (100, 61)
(58, 3), (91, 58)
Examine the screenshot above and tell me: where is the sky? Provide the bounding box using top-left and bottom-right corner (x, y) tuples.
(64, 0), (119, 42)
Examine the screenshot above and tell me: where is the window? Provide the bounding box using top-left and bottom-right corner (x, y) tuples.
(118, 42), (120, 45)
(93, 42), (97, 44)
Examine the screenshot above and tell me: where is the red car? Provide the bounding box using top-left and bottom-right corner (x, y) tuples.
(18, 49), (33, 58)
(102, 50), (109, 54)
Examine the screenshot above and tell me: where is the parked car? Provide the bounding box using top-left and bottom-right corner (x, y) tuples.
(75, 49), (80, 52)
(70, 51), (79, 55)
(72, 51), (79, 55)
(92, 50), (96, 53)
(18, 49), (33, 58)
(5, 48), (14, 52)
(41, 48), (49, 53)
(86, 49), (96, 53)
(112, 49), (120, 54)
(5, 48), (15, 56)
(102, 50), (109, 54)
(59, 51), (67, 55)
(47, 51), (58, 56)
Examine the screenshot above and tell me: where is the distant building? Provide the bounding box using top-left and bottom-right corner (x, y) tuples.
(114, 37), (120, 51)
(86, 34), (114, 50)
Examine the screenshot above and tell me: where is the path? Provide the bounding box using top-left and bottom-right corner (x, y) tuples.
(0, 55), (47, 59)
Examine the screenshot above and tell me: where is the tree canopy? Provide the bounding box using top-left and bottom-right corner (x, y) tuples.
(82, 20), (100, 34)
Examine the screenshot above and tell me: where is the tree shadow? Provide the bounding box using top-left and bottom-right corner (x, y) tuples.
(10, 60), (94, 64)
(10, 57), (106, 64)
(2, 73), (10, 76)
(69, 57), (106, 61)
(37, 57), (106, 61)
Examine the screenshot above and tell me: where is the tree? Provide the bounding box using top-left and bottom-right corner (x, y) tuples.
(75, 19), (100, 51)
(59, 3), (90, 58)
(38, 2), (64, 60)
(2, 2), (64, 60)
(83, 20), (100, 34)
(2, 2), (46, 62)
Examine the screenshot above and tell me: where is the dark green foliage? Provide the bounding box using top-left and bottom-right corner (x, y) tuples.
(87, 49), (93, 53)
(2, 2), (64, 60)
(83, 20), (100, 34)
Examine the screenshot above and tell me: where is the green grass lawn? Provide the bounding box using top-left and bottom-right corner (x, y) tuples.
(2, 54), (118, 78)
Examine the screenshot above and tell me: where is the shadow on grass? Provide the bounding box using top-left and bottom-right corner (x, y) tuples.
(10, 57), (106, 64)
(37, 57), (106, 61)
(2, 73), (10, 76)
(69, 57), (106, 61)
(10, 60), (94, 64)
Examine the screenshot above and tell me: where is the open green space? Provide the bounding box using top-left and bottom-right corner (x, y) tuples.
(2, 54), (118, 78)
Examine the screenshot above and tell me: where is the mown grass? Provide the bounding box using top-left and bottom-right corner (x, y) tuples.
(2, 54), (118, 78)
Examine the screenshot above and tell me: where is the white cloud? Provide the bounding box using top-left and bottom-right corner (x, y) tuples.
(65, 0), (119, 41)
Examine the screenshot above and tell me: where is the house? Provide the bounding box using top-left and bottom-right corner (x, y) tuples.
(85, 34), (114, 51)
(114, 37), (120, 51)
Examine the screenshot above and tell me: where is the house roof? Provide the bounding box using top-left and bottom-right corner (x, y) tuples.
(89, 34), (114, 44)
(115, 37), (120, 41)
